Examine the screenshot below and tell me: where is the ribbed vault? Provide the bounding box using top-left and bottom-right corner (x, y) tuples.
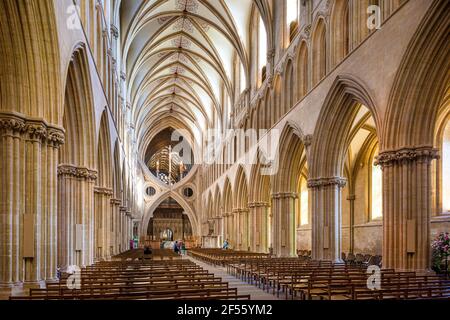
(121, 0), (256, 158)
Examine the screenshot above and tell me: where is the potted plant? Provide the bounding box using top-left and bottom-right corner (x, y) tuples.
(431, 232), (450, 275)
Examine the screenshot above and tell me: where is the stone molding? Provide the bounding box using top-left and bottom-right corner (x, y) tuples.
(58, 164), (98, 181)
(307, 177), (347, 189)
(119, 206), (128, 213)
(94, 186), (114, 196)
(232, 208), (250, 214)
(375, 146), (439, 167)
(0, 113), (65, 146)
(248, 201), (270, 208)
(110, 24), (119, 39)
(272, 192), (298, 199)
(110, 198), (122, 206)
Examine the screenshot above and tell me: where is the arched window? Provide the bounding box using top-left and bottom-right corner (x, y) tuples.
(240, 62), (246, 93)
(371, 148), (383, 220)
(442, 120), (450, 212)
(258, 16), (267, 85)
(286, 0), (298, 43)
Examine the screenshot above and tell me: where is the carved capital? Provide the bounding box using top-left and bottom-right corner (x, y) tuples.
(302, 134), (313, 147)
(120, 72), (126, 81)
(110, 198), (122, 206)
(26, 122), (47, 141)
(232, 208), (249, 214)
(46, 127), (65, 147)
(94, 186), (114, 196)
(249, 201), (270, 208)
(272, 192), (298, 199)
(307, 177), (347, 189)
(110, 25), (119, 39)
(375, 146), (439, 167)
(303, 24), (312, 38)
(0, 116), (27, 136)
(58, 164), (98, 181)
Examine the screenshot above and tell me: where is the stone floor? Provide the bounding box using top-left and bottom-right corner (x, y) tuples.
(186, 256), (282, 300)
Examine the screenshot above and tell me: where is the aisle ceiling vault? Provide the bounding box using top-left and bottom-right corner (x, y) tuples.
(121, 0), (254, 154)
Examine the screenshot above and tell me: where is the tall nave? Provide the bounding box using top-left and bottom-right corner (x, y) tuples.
(0, 0), (449, 303)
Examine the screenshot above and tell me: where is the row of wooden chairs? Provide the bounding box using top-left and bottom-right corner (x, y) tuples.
(189, 249), (450, 301)
(113, 248), (180, 261)
(342, 253), (382, 267)
(188, 248), (270, 266)
(9, 250), (250, 301)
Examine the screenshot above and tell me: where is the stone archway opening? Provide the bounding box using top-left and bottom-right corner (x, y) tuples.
(145, 197), (194, 248)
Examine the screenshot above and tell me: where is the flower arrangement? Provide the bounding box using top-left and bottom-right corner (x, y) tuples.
(431, 232), (450, 273)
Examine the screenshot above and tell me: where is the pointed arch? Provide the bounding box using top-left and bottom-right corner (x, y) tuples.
(59, 46), (96, 169)
(310, 75), (379, 178)
(0, 0), (61, 122)
(284, 59), (295, 113)
(141, 192), (199, 238)
(312, 18), (327, 86)
(273, 123), (307, 193)
(233, 166), (249, 210)
(330, 0), (351, 67)
(97, 110), (113, 188)
(383, 0), (450, 149)
(296, 40), (309, 100)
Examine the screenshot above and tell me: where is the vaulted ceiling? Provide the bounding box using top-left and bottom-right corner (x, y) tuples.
(121, 0), (255, 156)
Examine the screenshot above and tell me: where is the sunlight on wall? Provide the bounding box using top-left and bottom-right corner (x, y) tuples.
(300, 179), (309, 226)
(371, 156), (383, 220)
(443, 121), (450, 212)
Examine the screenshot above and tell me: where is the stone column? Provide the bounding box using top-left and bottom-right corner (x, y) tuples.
(94, 187), (113, 260)
(231, 210), (239, 249)
(249, 202), (269, 253)
(240, 209), (250, 251)
(347, 194), (356, 254)
(272, 193), (298, 257)
(57, 165), (97, 268)
(45, 127), (64, 280)
(308, 177), (346, 262)
(119, 206), (128, 252)
(110, 199), (121, 256)
(376, 147), (438, 271)
(231, 208), (249, 251)
(223, 213), (230, 241)
(126, 210), (132, 245)
(0, 114), (64, 287)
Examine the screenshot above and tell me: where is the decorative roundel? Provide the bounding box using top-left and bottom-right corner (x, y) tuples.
(183, 187), (194, 198)
(146, 186), (156, 197)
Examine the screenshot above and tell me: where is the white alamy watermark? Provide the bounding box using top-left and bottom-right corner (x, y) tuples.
(367, 265), (381, 290)
(66, 265), (81, 290)
(367, 5), (382, 30)
(66, 5), (82, 31)
(170, 128), (282, 176)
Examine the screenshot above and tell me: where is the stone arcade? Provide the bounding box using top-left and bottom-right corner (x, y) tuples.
(0, 0), (449, 301)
